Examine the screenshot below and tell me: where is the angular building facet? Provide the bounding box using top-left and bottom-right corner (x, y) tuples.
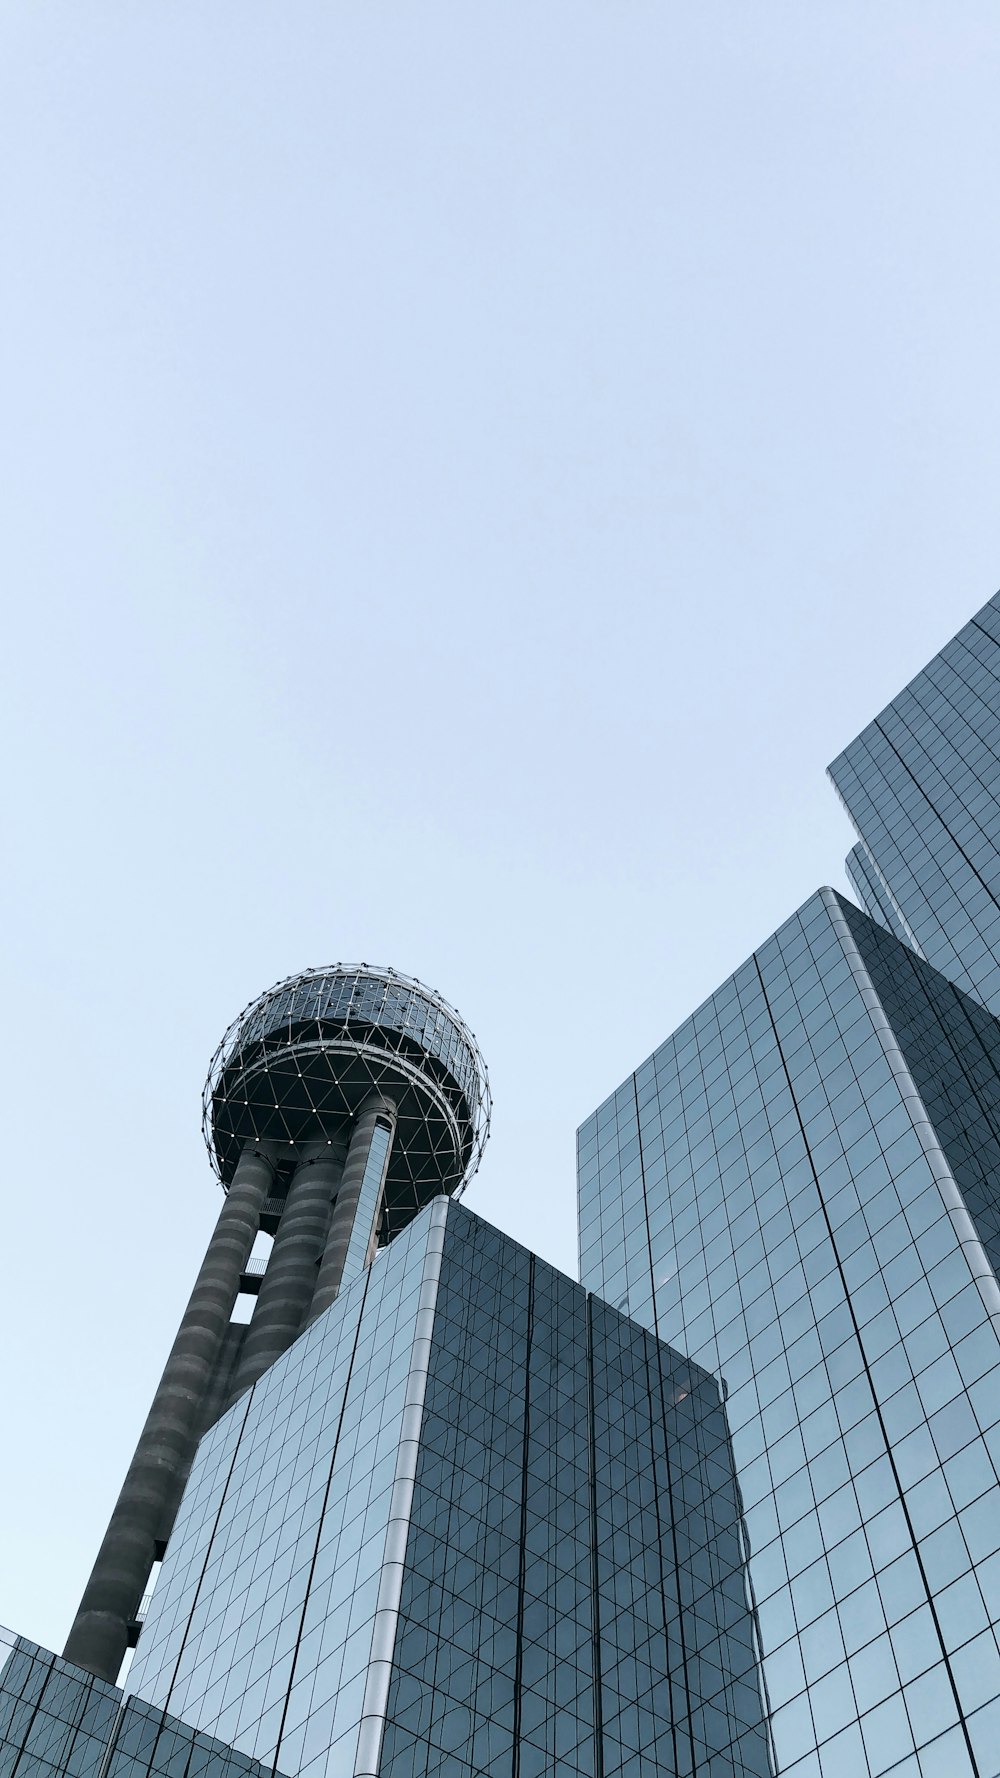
(844, 840), (921, 953)
(122, 1198), (772, 1778)
(830, 591), (1000, 1015)
(0, 1630), (273, 1778)
(578, 889), (1000, 1777)
(2, 1199), (772, 1778)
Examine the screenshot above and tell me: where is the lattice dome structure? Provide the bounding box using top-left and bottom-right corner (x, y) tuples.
(203, 964), (491, 1239)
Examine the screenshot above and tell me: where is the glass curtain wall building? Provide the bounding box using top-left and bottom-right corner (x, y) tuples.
(123, 1199), (772, 1778)
(0, 1629), (273, 1778)
(2, 1201), (773, 1778)
(579, 888), (1000, 1778)
(829, 591), (1000, 1016)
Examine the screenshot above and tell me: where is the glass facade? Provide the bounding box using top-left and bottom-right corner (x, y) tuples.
(380, 1209), (771, 1778)
(830, 591), (1000, 1017)
(119, 1198), (770, 1778)
(844, 842), (920, 953)
(0, 1631), (272, 1778)
(125, 1201), (448, 1778)
(578, 888), (1000, 1778)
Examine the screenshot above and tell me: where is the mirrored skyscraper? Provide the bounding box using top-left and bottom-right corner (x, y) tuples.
(2, 1202), (771, 1778)
(830, 591), (1000, 1016)
(578, 889), (1000, 1776)
(122, 1201), (771, 1778)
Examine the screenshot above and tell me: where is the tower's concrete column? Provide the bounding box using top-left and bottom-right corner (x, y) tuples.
(63, 1145), (274, 1684)
(230, 1146), (344, 1399)
(309, 1097), (397, 1322)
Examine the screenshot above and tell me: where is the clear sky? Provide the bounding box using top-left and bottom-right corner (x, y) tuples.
(1, 3), (998, 1655)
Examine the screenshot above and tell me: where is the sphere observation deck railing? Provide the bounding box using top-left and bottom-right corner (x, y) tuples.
(202, 963), (491, 1200)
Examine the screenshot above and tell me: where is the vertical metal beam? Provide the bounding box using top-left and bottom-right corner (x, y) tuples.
(229, 1147), (343, 1399)
(63, 1146), (274, 1684)
(354, 1197), (448, 1776)
(308, 1097), (397, 1323)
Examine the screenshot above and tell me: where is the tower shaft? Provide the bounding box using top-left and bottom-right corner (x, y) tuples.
(229, 1146), (343, 1399)
(63, 964), (489, 1688)
(310, 1096), (396, 1322)
(63, 1146), (275, 1683)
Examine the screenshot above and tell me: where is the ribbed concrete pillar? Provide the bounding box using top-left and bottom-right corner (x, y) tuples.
(195, 1321), (248, 1442)
(309, 1097), (397, 1323)
(63, 1145), (274, 1684)
(230, 1147), (343, 1399)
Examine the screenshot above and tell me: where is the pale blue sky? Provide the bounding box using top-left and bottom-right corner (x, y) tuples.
(2, 3), (998, 1651)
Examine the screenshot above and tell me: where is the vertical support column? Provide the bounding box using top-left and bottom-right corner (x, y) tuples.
(309, 1096), (397, 1323)
(355, 1197), (448, 1777)
(230, 1146), (344, 1399)
(63, 1145), (274, 1685)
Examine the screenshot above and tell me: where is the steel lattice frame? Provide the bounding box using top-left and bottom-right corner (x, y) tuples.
(203, 964), (491, 1236)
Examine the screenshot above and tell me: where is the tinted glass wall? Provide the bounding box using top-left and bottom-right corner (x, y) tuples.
(126, 1195), (770, 1778)
(845, 842), (919, 952)
(840, 896), (1000, 1290)
(830, 592), (1000, 1016)
(381, 1209), (772, 1778)
(578, 889), (1000, 1778)
(0, 1633), (270, 1778)
(126, 1202), (447, 1778)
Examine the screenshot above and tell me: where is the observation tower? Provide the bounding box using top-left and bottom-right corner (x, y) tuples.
(64, 965), (490, 1685)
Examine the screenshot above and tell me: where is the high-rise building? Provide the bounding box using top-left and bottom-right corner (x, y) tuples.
(829, 591), (1000, 1015)
(10, 594), (1000, 1778)
(2, 1201), (772, 1778)
(3, 964), (772, 1778)
(121, 1201), (771, 1778)
(579, 888), (1000, 1777)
